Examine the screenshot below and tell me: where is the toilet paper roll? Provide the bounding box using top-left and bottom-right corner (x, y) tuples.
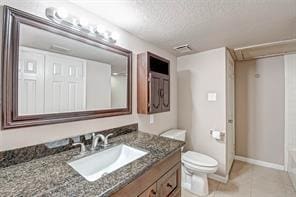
(211, 130), (222, 140)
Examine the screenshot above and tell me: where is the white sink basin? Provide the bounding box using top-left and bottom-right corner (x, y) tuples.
(68, 144), (148, 182)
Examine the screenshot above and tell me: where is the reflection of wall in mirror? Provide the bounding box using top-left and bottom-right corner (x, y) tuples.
(111, 76), (127, 108)
(86, 60), (111, 110)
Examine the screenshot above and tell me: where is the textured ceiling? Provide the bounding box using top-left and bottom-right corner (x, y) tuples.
(69, 0), (296, 56)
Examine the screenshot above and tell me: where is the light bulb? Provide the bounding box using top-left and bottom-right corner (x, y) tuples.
(79, 17), (89, 27)
(71, 18), (79, 27)
(56, 8), (68, 19)
(96, 25), (106, 34)
(111, 32), (119, 40)
(97, 25), (106, 34)
(88, 25), (97, 33)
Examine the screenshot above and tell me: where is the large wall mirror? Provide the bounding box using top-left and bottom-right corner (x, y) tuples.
(2, 6), (132, 129)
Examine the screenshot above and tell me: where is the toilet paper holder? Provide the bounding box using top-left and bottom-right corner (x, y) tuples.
(210, 130), (225, 140)
(210, 130), (225, 136)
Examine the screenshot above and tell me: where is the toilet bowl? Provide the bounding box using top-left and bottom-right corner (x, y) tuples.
(160, 129), (218, 196)
(182, 151), (218, 196)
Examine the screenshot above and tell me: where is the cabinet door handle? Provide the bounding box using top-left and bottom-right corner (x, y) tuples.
(167, 183), (173, 188)
(159, 89), (164, 97)
(150, 189), (156, 196)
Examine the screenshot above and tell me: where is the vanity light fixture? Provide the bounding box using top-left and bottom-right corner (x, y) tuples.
(45, 7), (118, 44)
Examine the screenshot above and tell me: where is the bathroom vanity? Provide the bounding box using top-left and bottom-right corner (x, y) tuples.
(0, 130), (184, 196)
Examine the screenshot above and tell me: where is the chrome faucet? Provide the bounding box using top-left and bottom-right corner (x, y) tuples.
(91, 133), (114, 150)
(91, 133), (105, 151)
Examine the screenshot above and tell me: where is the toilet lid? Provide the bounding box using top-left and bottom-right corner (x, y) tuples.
(182, 151), (218, 167)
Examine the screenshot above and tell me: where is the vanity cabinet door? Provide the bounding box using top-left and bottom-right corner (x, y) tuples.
(138, 183), (157, 197)
(157, 163), (181, 197)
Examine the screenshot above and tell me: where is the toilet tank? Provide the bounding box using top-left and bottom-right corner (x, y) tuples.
(160, 129), (187, 142)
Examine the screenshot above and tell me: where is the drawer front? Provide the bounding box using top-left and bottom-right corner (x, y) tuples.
(157, 163), (181, 197)
(138, 183), (157, 197)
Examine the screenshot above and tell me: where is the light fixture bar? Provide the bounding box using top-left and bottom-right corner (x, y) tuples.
(45, 7), (118, 44)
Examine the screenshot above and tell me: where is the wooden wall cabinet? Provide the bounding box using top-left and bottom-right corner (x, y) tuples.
(137, 52), (170, 114)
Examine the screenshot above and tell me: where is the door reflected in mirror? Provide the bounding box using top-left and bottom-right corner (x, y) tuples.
(18, 24), (128, 116)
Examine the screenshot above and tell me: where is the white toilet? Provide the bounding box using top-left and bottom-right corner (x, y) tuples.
(161, 129), (218, 196)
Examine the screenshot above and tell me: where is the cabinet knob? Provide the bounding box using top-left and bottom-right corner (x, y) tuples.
(167, 183), (173, 188)
(150, 189), (156, 196)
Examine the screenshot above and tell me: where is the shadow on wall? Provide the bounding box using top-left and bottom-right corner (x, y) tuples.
(177, 70), (193, 151)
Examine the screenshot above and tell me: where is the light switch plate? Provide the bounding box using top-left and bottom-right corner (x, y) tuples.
(208, 93), (217, 101)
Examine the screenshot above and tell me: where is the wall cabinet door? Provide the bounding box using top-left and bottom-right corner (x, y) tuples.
(161, 75), (170, 112)
(149, 72), (170, 113)
(149, 73), (162, 113)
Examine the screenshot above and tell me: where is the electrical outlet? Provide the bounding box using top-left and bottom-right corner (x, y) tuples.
(149, 115), (154, 124)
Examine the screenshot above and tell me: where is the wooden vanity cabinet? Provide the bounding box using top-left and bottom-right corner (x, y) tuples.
(112, 150), (181, 197)
(137, 52), (170, 114)
(138, 183), (157, 197)
(157, 164), (180, 197)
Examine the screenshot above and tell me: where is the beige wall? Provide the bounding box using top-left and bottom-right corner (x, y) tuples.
(235, 56), (285, 165)
(0, 0), (177, 151)
(177, 47), (227, 176)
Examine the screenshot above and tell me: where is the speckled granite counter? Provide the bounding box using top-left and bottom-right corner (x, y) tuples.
(0, 131), (184, 197)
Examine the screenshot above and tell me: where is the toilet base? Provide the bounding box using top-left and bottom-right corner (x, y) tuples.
(182, 166), (209, 196)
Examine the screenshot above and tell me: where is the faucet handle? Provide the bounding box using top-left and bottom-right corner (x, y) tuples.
(102, 133), (113, 147)
(105, 133), (113, 139)
(72, 142), (86, 154)
(91, 132), (96, 138)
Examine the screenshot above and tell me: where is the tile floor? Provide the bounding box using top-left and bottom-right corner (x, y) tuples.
(182, 160), (296, 197)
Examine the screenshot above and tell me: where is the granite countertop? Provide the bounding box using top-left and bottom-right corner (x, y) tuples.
(0, 131), (184, 197)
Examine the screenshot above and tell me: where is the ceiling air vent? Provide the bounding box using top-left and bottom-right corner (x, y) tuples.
(174, 44), (192, 53)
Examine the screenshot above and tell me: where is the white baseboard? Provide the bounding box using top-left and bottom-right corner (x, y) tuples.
(208, 173), (229, 183)
(235, 155), (285, 171)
